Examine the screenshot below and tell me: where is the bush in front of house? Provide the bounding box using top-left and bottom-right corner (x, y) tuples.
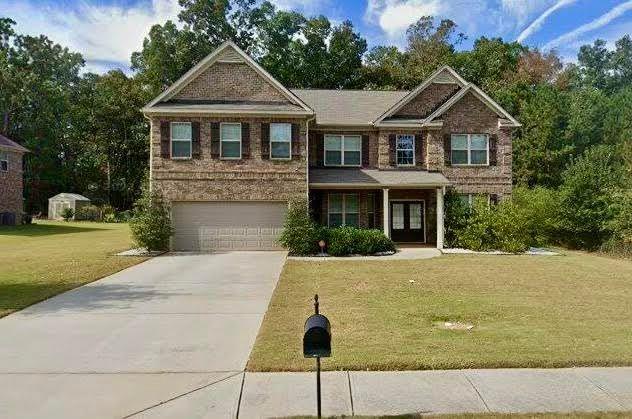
(76, 204), (101, 221)
(278, 198), (321, 255)
(326, 226), (396, 256)
(129, 185), (173, 251)
(61, 207), (74, 221)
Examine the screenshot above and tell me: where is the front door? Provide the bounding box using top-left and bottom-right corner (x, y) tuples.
(390, 201), (425, 243)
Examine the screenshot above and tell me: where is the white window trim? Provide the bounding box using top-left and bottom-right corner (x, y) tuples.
(269, 123), (292, 160)
(328, 193), (360, 227)
(0, 151), (8, 172)
(220, 122), (242, 160)
(170, 122), (192, 160)
(324, 134), (362, 167)
(396, 134), (416, 166)
(460, 193), (491, 206)
(451, 133), (489, 166)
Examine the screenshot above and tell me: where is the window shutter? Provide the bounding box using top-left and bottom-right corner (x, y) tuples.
(388, 134), (396, 166)
(160, 121), (170, 158)
(443, 134), (451, 166)
(241, 123), (250, 159)
(361, 134), (370, 167)
(415, 132), (424, 167)
(314, 132), (324, 166)
(210, 122), (220, 158)
(261, 123), (270, 160)
(191, 121), (201, 158)
(489, 134), (498, 166)
(291, 123), (300, 160)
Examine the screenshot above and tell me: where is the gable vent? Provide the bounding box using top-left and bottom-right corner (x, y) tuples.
(434, 70), (458, 84)
(216, 48), (244, 63)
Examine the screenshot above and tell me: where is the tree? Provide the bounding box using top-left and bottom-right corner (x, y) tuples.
(360, 46), (408, 90)
(576, 39), (613, 91)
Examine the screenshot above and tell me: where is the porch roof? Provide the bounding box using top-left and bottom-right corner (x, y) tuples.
(309, 168), (450, 188)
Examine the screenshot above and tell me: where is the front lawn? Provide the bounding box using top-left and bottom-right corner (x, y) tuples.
(0, 220), (146, 317)
(248, 251), (632, 371)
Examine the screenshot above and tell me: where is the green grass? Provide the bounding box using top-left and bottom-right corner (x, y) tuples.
(0, 220), (146, 317)
(248, 251), (632, 371)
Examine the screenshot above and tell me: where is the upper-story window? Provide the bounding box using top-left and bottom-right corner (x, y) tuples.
(396, 134), (415, 166)
(270, 123), (291, 160)
(171, 122), (192, 159)
(325, 134), (361, 166)
(0, 151), (8, 171)
(451, 134), (488, 165)
(221, 122), (241, 159)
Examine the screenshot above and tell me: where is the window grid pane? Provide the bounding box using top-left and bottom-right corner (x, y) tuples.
(344, 136), (361, 151)
(171, 123), (192, 140)
(221, 142), (240, 158)
(470, 134), (488, 150)
(451, 135), (468, 150)
(221, 123), (241, 141)
(451, 150), (468, 165)
(271, 142), (291, 159)
(172, 140), (191, 158)
(392, 204), (404, 229)
(270, 123), (291, 142)
(409, 203), (422, 229)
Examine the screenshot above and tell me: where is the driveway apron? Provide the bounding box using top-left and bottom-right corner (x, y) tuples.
(0, 252), (286, 419)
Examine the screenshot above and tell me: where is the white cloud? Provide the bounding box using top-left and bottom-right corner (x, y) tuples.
(500, 0), (557, 27)
(516, 0), (577, 42)
(543, 0), (632, 50)
(3, 0), (180, 71)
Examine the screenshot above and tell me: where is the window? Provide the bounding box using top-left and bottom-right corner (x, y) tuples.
(328, 193), (359, 227)
(220, 122), (241, 159)
(324, 134), (361, 166)
(458, 193), (490, 207)
(367, 193), (375, 228)
(270, 123), (291, 159)
(396, 134), (415, 166)
(171, 122), (192, 159)
(0, 151), (8, 171)
(451, 134), (488, 165)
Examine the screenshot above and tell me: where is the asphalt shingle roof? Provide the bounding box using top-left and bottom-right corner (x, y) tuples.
(0, 134), (28, 152)
(291, 89), (409, 126)
(309, 168), (450, 187)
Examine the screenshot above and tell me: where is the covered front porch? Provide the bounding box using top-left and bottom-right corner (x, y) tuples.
(308, 168), (450, 249)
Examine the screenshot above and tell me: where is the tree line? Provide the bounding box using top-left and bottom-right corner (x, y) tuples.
(1, 0), (630, 250)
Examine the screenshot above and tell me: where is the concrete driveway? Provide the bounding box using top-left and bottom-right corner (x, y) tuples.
(0, 252), (286, 419)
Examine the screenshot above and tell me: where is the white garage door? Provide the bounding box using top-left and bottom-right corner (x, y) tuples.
(172, 201), (287, 251)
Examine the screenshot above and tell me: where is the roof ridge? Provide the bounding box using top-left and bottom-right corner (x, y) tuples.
(290, 88), (409, 93)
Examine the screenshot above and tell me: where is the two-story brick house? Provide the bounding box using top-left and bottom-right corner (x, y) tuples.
(143, 41), (520, 251)
(0, 134), (28, 225)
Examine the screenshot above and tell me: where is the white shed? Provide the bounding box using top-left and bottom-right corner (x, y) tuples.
(48, 193), (91, 220)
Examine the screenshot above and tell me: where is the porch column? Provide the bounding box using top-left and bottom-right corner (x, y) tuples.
(382, 188), (389, 237)
(436, 187), (444, 249)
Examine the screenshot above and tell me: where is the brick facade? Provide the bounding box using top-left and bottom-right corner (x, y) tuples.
(0, 150), (24, 224)
(393, 83), (461, 118)
(150, 115), (308, 203)
(173, 62), (290, 104)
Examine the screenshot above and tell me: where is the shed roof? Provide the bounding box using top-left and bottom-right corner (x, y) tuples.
(309, 168), (450, 188)
(49, 193), (91, 201)
(291, 89), (409, 126)
(0, 134), (29, 153)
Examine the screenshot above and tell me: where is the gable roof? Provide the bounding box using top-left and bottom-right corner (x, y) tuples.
(143, 41), (313, 115)
(49, 193), (90, 201)
(425, 84), (521, 127)
(0, 134), (29, 153)
(292, 89), (409, 126)
(373, 66), (467, 125)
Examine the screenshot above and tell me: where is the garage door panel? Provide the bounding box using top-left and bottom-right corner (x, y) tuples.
(172, 202), (287, 251)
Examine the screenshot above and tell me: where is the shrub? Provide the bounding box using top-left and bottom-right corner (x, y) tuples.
(76, 205), (102, 221)
(444, 190), (472, 248)
(602, 190), (632, 255)
(22, 214), (32, 225)
(61, 207), (74, 221)
(327, 226), (395, 256)
(129, 185), (173, 251)
(511, 186), (559, 247)
(278, 198), (321, 255)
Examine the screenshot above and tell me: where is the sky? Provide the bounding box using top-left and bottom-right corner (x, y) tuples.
(2, 0), (631, 74)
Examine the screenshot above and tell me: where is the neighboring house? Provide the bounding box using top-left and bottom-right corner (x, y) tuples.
(0, 134), (28, 225)
(142, 41), (520, 251)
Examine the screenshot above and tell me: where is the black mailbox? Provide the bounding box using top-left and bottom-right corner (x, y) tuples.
(303, 314), (331, 358)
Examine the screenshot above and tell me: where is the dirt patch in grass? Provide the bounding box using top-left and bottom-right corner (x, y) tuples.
(248, 251), (632, 371)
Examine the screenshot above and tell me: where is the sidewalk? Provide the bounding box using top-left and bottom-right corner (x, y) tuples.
(132, 367), (632, 418)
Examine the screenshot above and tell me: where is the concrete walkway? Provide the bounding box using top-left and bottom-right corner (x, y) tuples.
(0, 252), (286, 419)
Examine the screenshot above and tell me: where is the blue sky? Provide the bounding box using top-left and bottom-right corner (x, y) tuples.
(2, 0), (631, 73)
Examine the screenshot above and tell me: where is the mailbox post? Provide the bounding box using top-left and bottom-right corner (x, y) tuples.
(303, 294), (331, 419)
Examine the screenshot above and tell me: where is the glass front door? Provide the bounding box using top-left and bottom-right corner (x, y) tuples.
(390, 201), (425, 242)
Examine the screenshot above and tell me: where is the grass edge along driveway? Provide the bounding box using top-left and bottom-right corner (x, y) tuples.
(0, 220), (146, 317)
(248, 251), (632, 372)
